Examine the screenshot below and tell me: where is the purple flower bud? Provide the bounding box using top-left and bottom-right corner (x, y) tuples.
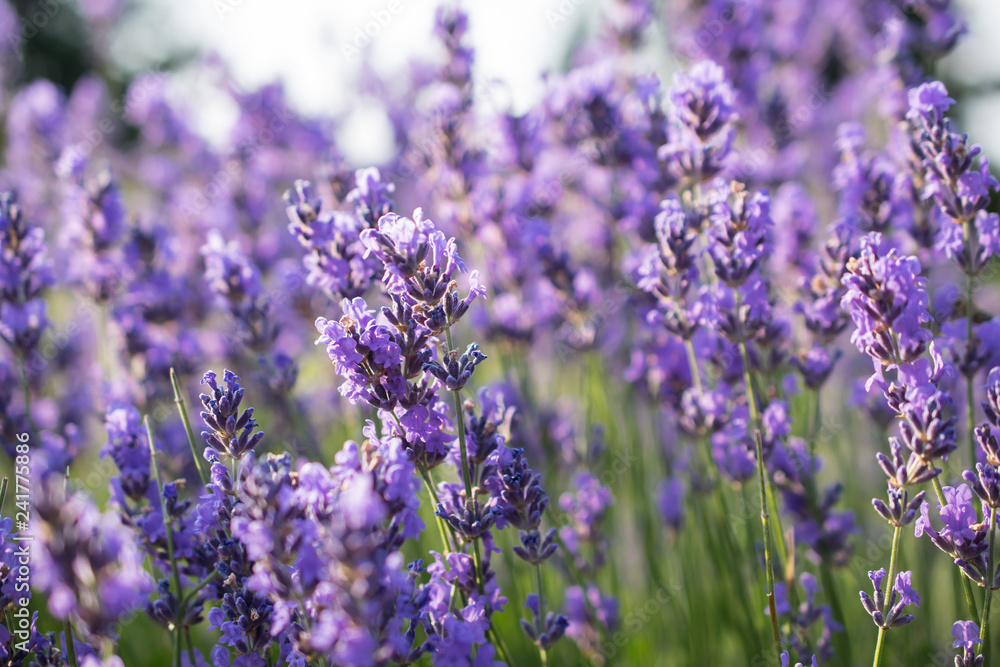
(199, 369), (263, 461)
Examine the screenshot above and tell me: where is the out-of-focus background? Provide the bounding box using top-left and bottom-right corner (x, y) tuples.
(15, 0), (1000, 161)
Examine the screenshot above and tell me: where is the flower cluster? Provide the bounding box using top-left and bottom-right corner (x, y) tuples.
(13, 0), (1000, 664)
(0, 193), (52, 358)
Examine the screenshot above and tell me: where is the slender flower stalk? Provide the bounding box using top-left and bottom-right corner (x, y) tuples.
(446, 325), (475, 500)
(64, 620), (79, 667)
(144, 415), (185, 667)
(737, 296), (780, 649)
(419, 465), (458, 552)
(871, 524), (901, 667)
(980, 505), (997, 659)
(536, 563), (548, 666)
(443, 325), (485, 596)
(967, 243), (976, 468)
(169, 367), (208, 485)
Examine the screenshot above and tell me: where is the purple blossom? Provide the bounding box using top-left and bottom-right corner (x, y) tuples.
(952, 620), (982, 651)
(32, 477), (153, 641)
(315, 297), (406, 409)
(859, 567), (918, 629)
(841, 232), (932, 388)
(199, 369), (264, 461)
(360, 209), (485, 332)
(915, 485), (995, 587)
(285, 178), (381, 300)
(660, 61), (738, 184)
(0, 192), (52, 356)
(657, 477), (685, 531)
(102, 402), (151, 503)
(559, 473), (613, 573)
(907, 80), (999, 272)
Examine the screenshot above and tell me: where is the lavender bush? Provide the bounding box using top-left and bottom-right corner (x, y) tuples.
(1, 0), (1000, 664)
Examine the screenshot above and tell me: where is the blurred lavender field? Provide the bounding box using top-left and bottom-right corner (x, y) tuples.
(2, 1), (1000, 666)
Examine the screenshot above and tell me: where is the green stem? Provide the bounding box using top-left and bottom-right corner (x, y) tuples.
(753, 430), (780, 650)
(980, 505), (998, 660)
(536, 563), (548, 667)
(64, 619), (79, 667)
(765, 475), (788, 582)
(0, 477), (9, 513)
(471, 535), (485, 597)
(419, 466), (457, 552)
(184, 626), (196, 667)
(445, 327), (474, 499)
(738, 335), (780, 650)
(444, 323), (485, 599)
(872, 524), (902, 667)
(180, 570), (220, 610)
(967, 369), (977, 469)
(170, 368), (209, 486)
(964, 218), (977, 469)
(684, 339), (702, 394)
(145, 415), (186, 666)
(488, 627), (514, 666)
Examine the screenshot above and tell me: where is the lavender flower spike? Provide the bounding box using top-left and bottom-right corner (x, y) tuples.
(32, 476), (153, 641)
(199, 369), (264, 461)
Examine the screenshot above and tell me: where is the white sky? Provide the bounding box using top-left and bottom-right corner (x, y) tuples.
(109, 0), (1000, 162)
(110, 0), (599, 160)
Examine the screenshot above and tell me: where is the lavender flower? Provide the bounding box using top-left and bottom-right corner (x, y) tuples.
(780, 652), (818, 667)
(559, 472), (613, 574)
(102, 402), (151, 504)
(915, 485), (995, 587)
(773, 574), (840, 664)
(32, 476), (153, 641)
(660, 61), (738, 185)
(285, 177), (381, 300)
(233, 452), (427, 665)
(199, 370), (264, 462)
(704, 184), (774, 342)
(951, 620), (984, 667)
(315, 296), (407, 409)
(360, 209), (486, 333)
(906, 81), (1000, 274)
(0, 192), (53, 357)
(563, 584), (618, 659)
(435, 482), (497, 543)
(859, 568), (919, 629)
(842, 233), (933, 388)
(520, 593), (569, 651)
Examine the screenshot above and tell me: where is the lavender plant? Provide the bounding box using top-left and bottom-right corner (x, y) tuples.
(7, 0), (1000, 664)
